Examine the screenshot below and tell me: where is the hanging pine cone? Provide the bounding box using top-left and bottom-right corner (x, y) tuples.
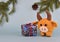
(32, 0), (60, 13)
(32, 4), (38, 10)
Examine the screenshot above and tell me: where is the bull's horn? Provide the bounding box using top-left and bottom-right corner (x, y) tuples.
(46, 10), (51, 20)
(37, 12), (42, 21)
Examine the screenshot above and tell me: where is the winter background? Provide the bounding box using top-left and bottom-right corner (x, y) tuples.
(0, 0), (60, 42)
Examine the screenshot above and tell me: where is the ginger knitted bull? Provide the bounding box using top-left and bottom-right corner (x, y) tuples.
(33, 10), (57, 37)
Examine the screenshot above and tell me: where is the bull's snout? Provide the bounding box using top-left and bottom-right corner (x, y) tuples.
(39, 26), (48, 32)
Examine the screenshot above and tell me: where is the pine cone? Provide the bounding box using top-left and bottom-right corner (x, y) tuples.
(32, 4), (38, 10)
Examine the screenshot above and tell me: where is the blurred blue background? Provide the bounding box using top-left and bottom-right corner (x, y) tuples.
(0, 0), (60, 42)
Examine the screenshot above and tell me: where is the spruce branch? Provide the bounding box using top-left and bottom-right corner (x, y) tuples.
(32, 0), (60, 13)
(0, 0), (17, 24)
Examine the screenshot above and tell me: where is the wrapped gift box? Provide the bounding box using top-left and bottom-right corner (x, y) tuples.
(21, 23), (37, 36)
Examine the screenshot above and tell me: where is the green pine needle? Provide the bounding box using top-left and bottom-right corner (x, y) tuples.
(0, 0), (17, 24)
(33, 0), (60, 13)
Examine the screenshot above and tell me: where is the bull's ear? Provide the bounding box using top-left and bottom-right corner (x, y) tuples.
(51, 21), (57, 28)
(32, 21), (38, 25)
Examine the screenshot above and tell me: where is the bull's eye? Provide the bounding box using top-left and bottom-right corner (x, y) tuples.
(40, 24), (42, 26)
(44, 24), (47, 26)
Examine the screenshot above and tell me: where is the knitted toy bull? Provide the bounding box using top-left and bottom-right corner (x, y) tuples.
(33, 10), (57, 37)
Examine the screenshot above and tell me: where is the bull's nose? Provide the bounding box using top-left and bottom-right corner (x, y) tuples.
(40, 26), (48, 32)
(44, 28), (46, 30)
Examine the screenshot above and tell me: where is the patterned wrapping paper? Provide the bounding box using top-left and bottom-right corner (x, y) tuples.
(21, 23), (37, 36)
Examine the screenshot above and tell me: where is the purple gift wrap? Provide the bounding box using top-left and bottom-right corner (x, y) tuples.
(21, 23), (37, 36)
